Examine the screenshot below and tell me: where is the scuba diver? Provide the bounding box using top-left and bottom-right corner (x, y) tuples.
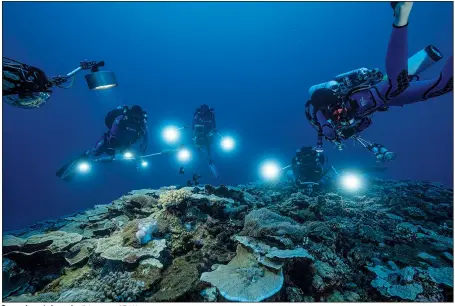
(291, 146), (328, 185)
(186, 173), (202, 187)
(56, 105), (148, 181)
(289, 147), (390, 192)
(192, 104), (220, 178)
(284, 146), (389, 190)
(3, 57), (117, 108)
(305, 2), (453, 162)
(179, 167), (185, 175)
(192, 173), (202, 185)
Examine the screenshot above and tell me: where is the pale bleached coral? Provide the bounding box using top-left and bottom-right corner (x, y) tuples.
(158, 189), (192, 207)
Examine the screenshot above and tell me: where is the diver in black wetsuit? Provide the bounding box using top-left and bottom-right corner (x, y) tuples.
(56, 105), (148, 181)
(291, 146), (328, 185)
(192, 104), (219, 178)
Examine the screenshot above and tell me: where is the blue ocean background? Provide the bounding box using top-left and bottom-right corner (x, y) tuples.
(3, 1), (453, 231)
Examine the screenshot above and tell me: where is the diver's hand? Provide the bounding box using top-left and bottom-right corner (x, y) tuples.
(393, 2), (413, 27)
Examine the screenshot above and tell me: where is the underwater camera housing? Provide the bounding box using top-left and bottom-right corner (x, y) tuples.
(2, 57), (118, 109)
(3, 57), (53, 108)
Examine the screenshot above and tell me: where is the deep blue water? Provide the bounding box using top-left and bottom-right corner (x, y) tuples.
(3, 1), (453, 230)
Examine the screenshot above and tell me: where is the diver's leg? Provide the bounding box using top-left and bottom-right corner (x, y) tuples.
(206, 142), (212, 159)
(376, 2), (414, 100)
(206, 144), (219, 179)
(91, 134), (109, 156)
(424, 56), (454, 99)
(387, 56), (454, 106)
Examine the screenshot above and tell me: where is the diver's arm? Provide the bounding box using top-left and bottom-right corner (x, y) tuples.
(192, 115), (197, 130)
(212, 113), (216, 130)
(315, 110), (337, 141)
(110, 115), (126, 136)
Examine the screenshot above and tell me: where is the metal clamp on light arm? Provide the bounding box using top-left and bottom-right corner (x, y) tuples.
(353, 135), (373, 148)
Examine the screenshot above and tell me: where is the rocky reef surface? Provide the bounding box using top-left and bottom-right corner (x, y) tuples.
(2, 177), (453, 302)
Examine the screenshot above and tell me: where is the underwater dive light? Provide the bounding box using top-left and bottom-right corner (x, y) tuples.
(123, 151), (135, 160)
(260, 160), (281, 181)
(51, 60), (118, 91)
(177, 148), (191, 163)
(340, 173), (362, 192)
(162, 125), (184, 144)
(406, 45), (444, 77)
(83, 61), (118, 90)
(77, 161), (91, 173)
(141, 160), (149, 168)
(220, 136), (235, 152)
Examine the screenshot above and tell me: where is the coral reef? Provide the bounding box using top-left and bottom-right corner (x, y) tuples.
(2, 178), (453, 302)
(200, 245), (284, 302)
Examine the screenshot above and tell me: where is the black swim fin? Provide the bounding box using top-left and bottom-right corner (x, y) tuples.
(208, 161), (219, 179)
(56, 161), (77, 182)
(56, 152), (89, 182)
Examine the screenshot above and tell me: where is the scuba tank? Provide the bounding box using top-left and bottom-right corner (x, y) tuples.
(105, 105), (147, 130)
(309, 44), (444, 97)
(105, 106), (127, 129)
(308, 68), (384, 97)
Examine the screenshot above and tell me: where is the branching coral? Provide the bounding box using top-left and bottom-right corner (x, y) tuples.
(92, 271), (145, 302)
(158, 189), (192, 208)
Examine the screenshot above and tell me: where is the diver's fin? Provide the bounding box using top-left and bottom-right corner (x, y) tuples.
(56, 161), (77, 182)
(208, 162), (219, 179)
(56, 152), (89, 182)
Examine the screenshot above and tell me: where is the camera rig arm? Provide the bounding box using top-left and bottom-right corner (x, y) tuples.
(49, 60), (105, 88)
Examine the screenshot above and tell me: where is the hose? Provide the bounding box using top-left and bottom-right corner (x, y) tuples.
(56, 75), (76, 89)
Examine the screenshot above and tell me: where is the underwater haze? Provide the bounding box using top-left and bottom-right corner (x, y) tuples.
(3, 1), (454, 231)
